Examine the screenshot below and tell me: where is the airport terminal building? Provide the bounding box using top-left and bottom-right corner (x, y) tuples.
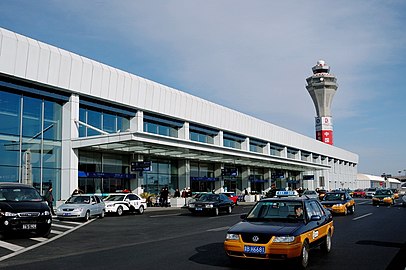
(0, 27), (358, 203)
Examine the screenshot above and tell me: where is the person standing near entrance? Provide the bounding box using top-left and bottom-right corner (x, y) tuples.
(44, 185), (55, 215)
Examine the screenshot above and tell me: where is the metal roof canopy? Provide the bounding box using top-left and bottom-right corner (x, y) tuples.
(71, 131), (329, 172)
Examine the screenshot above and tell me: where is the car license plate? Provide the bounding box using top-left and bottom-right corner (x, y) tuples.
(63, 213), (71, 216)
(22, 224), (36, 229)
(244, 245), (265, 254)
(195, 207), (202, 211)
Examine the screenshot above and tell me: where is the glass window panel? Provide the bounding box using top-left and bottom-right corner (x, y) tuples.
(103, 113), (116, 133)
(42, 143), (61, 169)
(43, 100), (62, 140)
(87, 110), (102, 136)
(0, 91), (21, 136)
(79, 108), (86, 137)
(0, 137), (20, 166)
(117, 117), (130, 132)
(22, 96), (42, 138)
(0, 165), (19, 182)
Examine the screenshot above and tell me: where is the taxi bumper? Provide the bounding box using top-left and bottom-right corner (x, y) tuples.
(224, 238), (302, 260)
(323, 204), (346, 214)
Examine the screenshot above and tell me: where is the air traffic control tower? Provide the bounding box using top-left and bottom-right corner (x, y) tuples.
(306, 60), (338, 145)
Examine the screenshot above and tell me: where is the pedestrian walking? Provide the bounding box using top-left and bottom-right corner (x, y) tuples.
(44, 185), (55, 215)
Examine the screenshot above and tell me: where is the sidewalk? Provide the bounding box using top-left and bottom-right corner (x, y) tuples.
(145, 201), (255, 212)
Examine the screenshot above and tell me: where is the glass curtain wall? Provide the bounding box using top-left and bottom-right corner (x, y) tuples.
(142, 159), (179, 196)
(190, 162), (216, 192)
(0, 89), (62, 201)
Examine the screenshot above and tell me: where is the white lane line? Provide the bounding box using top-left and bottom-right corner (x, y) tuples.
(353, 213), (373, 221)
(51, 230), (64, 235)
(52, 223), (74, 229)
(0, 241), (24, 252)
(0, 219), (95, 262)
(57, 220), (83, 225)
(207, 226), (230, 232)
(209, 213), (242, 219)
(30, 237), (48, 242)
(357, 201), (370, 205)
(150, 213), (181, 218)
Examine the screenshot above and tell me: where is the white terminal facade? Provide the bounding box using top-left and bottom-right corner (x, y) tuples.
(0, 28), (358, 204)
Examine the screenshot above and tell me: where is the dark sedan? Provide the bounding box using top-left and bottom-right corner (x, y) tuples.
(188, 193), (234, 216)
(0, 182), (52, 239)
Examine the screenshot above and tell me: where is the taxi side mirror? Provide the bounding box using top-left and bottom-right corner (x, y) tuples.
(310, 215), (321, 221)
(240, 214), (247, 219)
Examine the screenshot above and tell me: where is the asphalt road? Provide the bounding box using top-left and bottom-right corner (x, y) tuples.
(0, 199), (405, 270)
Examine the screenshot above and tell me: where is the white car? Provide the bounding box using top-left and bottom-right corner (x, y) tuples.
(104, 193), (147, 215)
(56, 194), (105, 221)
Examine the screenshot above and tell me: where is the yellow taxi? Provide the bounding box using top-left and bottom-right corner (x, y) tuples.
(224, 191), (334, 268)
(320, 191), (355, 215)
(372, 189), (395, 206)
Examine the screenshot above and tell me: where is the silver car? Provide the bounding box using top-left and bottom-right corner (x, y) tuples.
(56, 194), (105, 221)
(302, 190), (319, 199)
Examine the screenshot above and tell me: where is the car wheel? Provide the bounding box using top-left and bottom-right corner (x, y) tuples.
(321, 231), (332, 253)
(38, 226), (51, 238)
(344, 207), (348, 216)
(226, 206), (232, 214)
(297, 241), (309, 269)
(99, 209), (105, 218)
(213, 208), (219, 216)
(83, 211), (90, 221)
(117, 206), (124, 216)
(350, 205), (355, 214)
(137, 206), (144, 215)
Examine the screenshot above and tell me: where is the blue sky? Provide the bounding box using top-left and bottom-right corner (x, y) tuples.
(1, 1), (405, 177)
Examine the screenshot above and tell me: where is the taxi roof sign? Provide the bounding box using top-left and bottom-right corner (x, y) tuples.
(275, 190), (299, 197)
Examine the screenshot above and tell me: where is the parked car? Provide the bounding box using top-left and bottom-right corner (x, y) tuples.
(372, 189), (395, 206)
(365, 188), (377, 198)
(401, 194), (406, 207)
(56, 194), (105, 221)
(321, 191), (355, 215)
(188, 193), (234, 216)
(104, 193), (147, 215)
(352, 189), (366, 198)
(0, 182), (52, 239)
(224, 191), (334, 268)
(221, 192), (239, 205)
(302, 190), (319, 199)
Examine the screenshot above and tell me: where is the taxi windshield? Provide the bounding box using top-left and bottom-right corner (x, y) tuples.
(246, 201), (304, 221)
(324, 193), (345, 201)
(375, 190), (391, 195)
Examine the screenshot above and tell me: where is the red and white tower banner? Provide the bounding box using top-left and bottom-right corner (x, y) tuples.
(315, 117), (333, 145)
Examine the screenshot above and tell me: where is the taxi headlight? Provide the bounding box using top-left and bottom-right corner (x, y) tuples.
(384, 197), (391, 200)
(273, 236), (295, 243)
(333, 204), (343, 207)
(205, 204), (214, 208)
(226, 233), (240, 240)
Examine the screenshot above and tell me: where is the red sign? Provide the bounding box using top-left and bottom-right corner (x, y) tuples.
(316, 130), (333, 145)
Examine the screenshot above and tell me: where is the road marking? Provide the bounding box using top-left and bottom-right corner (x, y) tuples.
(209, 213), (242, 219)
(353, 213), (373, 221)
(0, 219), (95, 262)
(30, 237), (48, 242)
(150, 213), (181, 218)
(207, 226), (230, 232)
(51, 229), (64, 235)
(58, 220), (83, 225)
(52, 223), (75, 229)
(0, 241), (24, 252)
(357, 201), (370, 205)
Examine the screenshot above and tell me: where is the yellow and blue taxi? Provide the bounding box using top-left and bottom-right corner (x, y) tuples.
(224, 191), (334, 268)
(320, 191), (355, 215)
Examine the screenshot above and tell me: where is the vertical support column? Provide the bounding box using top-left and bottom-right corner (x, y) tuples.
(131, 154), (143, 195)
(242, 137), (249, 151)
(214, 164), (223, 193)
(264, 142), (271, 155)
(179, 122), (189, 140)
(130, 110), (143, 132)
(215, 130), (223, 146)
(61, 94), (79, 201)
(264, 168), (272, 192)
(178, 159), (190, 191)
